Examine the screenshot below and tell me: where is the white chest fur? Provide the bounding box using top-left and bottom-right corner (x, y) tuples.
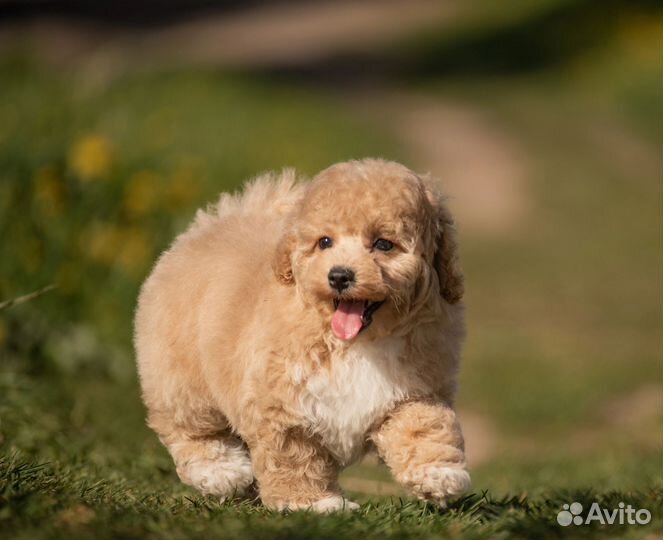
(293, 337), (409, 465)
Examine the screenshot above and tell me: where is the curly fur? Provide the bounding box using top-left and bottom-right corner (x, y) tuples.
(135, 158), (469, 511)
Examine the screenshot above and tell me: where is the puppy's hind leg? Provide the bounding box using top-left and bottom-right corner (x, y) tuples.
(170, 432), (254, 499)
(153, 413), (254, 500)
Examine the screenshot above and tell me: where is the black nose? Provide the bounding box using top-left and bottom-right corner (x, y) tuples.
(328, 266), (355, 292)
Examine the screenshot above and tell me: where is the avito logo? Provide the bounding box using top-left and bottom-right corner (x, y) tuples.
(557, 502), (651, 527)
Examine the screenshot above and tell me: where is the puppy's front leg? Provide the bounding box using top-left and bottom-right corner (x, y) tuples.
(249, 427), (357, 512)
(372, 400), (470, 506)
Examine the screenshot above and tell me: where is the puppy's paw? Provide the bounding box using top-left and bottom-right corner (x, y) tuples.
(310, 496), (360, 513)
(401, 465), (471, 507)
(178, 458), (254, 499)
(174, 440), (254, 499)
(273, 495), (360, 513)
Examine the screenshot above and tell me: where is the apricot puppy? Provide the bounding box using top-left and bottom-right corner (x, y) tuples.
(135, 158), (469, 511)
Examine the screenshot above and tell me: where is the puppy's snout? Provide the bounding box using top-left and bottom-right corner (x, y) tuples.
(328, 266), (355, 292)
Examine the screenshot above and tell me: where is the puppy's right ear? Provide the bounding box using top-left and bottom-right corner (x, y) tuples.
(273, 231), (296, 285)
(423, 180), (464, 304)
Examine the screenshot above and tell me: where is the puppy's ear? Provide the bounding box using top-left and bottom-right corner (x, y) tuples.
(425, 183), (464, 304)
(273, 231), (296, 285)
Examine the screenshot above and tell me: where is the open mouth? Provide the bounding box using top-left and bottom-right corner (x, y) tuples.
(331, 299), (385, 341)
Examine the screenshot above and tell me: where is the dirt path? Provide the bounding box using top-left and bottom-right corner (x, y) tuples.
(147, 0), (457, 68)
(353, 92), (530, 236)
(0, 1), (458, 69)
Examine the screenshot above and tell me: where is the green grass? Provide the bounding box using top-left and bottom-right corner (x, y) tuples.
(1, 5), (662, 537)
(3, 457), (659, 540)
(1, 360), (661, 539)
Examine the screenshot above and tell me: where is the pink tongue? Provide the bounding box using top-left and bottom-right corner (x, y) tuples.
(331, 300), (364, 341)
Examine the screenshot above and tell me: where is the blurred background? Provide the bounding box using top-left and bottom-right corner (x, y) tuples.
(0, 0), (660, 500)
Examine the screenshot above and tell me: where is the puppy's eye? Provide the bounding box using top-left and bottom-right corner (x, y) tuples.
(373, 238), (394, 252)
(318, 236), (333, 250)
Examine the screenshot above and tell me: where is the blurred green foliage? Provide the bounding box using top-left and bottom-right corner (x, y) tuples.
(0, 56), (400, 379)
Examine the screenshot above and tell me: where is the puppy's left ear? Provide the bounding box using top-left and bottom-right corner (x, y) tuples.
(273, 231), (296, 285)
(425, 182), (464, 304)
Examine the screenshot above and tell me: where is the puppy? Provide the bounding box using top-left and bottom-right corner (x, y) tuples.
(135, 158), (469, 511)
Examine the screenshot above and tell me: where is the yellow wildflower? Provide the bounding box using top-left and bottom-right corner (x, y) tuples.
(164, 166), (200, 211)
(81, 222), (152, 275)
(116, 227), (151, 276)
(124, 170), (160, 217)
(617, 14), (658, 62)
(69, 135), (113, 180)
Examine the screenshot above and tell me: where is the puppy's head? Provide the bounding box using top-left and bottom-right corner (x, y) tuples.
(274, 159), (463, 341)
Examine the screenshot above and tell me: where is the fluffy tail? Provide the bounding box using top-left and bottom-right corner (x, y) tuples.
(194, 169), (305, 229)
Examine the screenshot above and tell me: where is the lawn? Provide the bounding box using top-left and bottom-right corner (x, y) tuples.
(1, 363), (661, 539)
(1, 3), (661, 538)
